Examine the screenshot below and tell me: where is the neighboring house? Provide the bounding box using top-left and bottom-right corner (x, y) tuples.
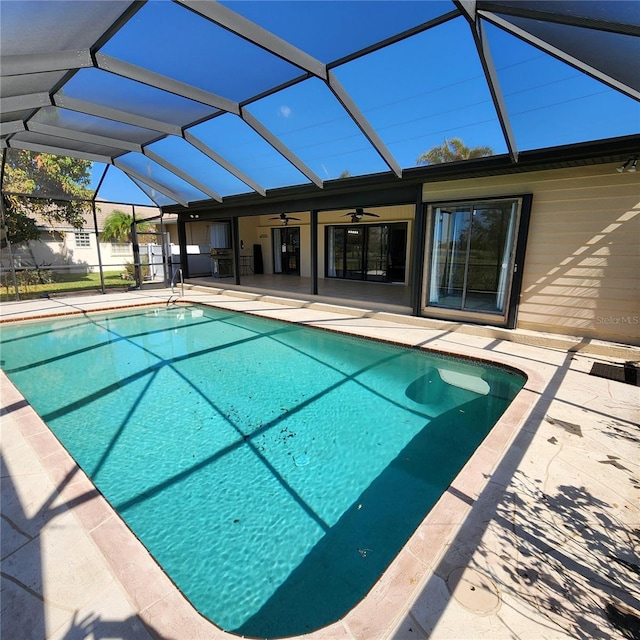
(1, 201), (176, 278)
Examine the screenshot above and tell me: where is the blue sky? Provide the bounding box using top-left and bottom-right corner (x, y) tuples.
(85, 1), (639, 206)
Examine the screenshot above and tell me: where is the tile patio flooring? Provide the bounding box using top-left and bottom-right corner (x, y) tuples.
(187, 274), (414, 314)
(1, 285), (639, 640)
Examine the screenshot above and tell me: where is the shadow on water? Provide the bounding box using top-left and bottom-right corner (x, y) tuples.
(234, 392), (511, 639)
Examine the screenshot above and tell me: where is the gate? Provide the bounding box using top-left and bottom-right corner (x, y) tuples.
(132, 230), (172, 288)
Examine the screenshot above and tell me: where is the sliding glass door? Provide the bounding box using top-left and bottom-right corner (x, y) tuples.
(427, 197), (525, 322)
(326, 223), (407, 283)
(345, 227), (364, 279)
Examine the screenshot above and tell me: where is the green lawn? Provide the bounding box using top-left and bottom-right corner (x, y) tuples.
(1, 270), (130, 302)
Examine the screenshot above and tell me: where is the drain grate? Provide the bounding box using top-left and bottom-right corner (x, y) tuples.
(589, 362), (639, 386)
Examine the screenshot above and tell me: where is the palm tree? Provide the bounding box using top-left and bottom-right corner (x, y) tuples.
(416, 138), (493, 165)
(101, 210), (155, 242)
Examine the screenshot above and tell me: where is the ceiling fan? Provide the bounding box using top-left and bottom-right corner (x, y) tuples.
(269, 213), (301, 226)
(342, 208), (380, 223)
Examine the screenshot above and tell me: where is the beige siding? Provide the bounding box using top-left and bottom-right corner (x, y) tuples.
(423, 163), (640, 345)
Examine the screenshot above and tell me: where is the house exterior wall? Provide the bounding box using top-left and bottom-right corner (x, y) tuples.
(238, 215), (267, 273)
(4, 231), (129, 272)
(69, 231), (134, 271)
(422, 163), (640, 345)
(1, 201), (166, 275)
(5, 231), (69, 270)
(3, 231), (165, 274)
(242, 214), (311, 276)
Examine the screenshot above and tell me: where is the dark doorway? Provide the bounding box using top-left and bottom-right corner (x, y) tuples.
(388, 225), (407, 282)
(273, 227), (300, 275)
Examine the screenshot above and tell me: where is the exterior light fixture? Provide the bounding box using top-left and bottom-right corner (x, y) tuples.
(617, 156), (637, 172)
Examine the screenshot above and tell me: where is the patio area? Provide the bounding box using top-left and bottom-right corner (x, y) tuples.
(187, 273), (413, 314)
(1, 284), (638, 640)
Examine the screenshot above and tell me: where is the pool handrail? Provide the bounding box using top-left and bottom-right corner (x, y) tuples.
(171, 267), (184, 297)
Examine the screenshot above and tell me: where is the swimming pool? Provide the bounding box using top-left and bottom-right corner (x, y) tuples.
(0, 304), (525, 637)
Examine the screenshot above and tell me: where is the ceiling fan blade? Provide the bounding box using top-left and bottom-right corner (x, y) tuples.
(344, 208), (379, 218)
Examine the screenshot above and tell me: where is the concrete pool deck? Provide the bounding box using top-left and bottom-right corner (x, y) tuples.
(1, 286), (639, 640)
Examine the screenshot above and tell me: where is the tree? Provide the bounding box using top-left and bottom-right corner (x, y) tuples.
(2, 150), (94, 246)
(416, 138), (493, 165)
(101, 210), (155, 243)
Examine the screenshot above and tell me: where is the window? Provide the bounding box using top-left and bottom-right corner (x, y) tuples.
(424, 196), (531, 327)
(210, 222), (231, 248)
(111, 243), (131, 256)
(75, 232), (91, 247)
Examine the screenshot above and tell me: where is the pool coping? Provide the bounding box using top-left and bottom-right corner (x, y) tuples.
(3, 289), (637, 640)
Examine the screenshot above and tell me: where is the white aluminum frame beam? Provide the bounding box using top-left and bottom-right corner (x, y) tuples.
(328, 71), (402, 178)
(241, 108), (323, 188)
(26, 122), (144, 153)
(456, 1), (519, 162)
(0, 50), (93, 76)
(5, 139), (114, 164)
(0, 121), (26, 136)
(176, 0), (328, 80)
(0, 92), (51, 113)
(480, 10), (640, 101)
(113, 159), (188, 207)
(95, 53), (241, 114)
(184, 130), (267, 196)
(53, 94), (184, 136)
(143, 148), (223, 202)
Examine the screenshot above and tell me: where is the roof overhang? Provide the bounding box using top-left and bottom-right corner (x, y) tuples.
(164, 134), (640, 220)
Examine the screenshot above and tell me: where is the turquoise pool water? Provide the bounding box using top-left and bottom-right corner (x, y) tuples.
(0, 305), (525, 637)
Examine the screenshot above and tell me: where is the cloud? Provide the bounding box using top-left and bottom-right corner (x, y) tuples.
(279, 105), (292, 118)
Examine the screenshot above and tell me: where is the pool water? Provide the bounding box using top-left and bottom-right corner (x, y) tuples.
(0, 305), (525, 637)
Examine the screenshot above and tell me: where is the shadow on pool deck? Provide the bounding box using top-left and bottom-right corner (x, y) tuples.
(388, 351), (640, 639)
(0, 450), (173, 640)
(1, 452), (46, 640)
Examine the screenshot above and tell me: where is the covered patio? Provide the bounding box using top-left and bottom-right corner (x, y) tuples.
(187, 273), (413, 314)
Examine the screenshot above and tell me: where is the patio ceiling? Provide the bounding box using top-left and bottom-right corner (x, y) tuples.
(1, 0), (638, 208)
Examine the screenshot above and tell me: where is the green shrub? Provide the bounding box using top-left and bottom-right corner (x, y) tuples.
(122, 259), (150, 281)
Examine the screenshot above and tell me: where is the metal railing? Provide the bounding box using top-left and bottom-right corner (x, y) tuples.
(171, 267), (184, 297)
